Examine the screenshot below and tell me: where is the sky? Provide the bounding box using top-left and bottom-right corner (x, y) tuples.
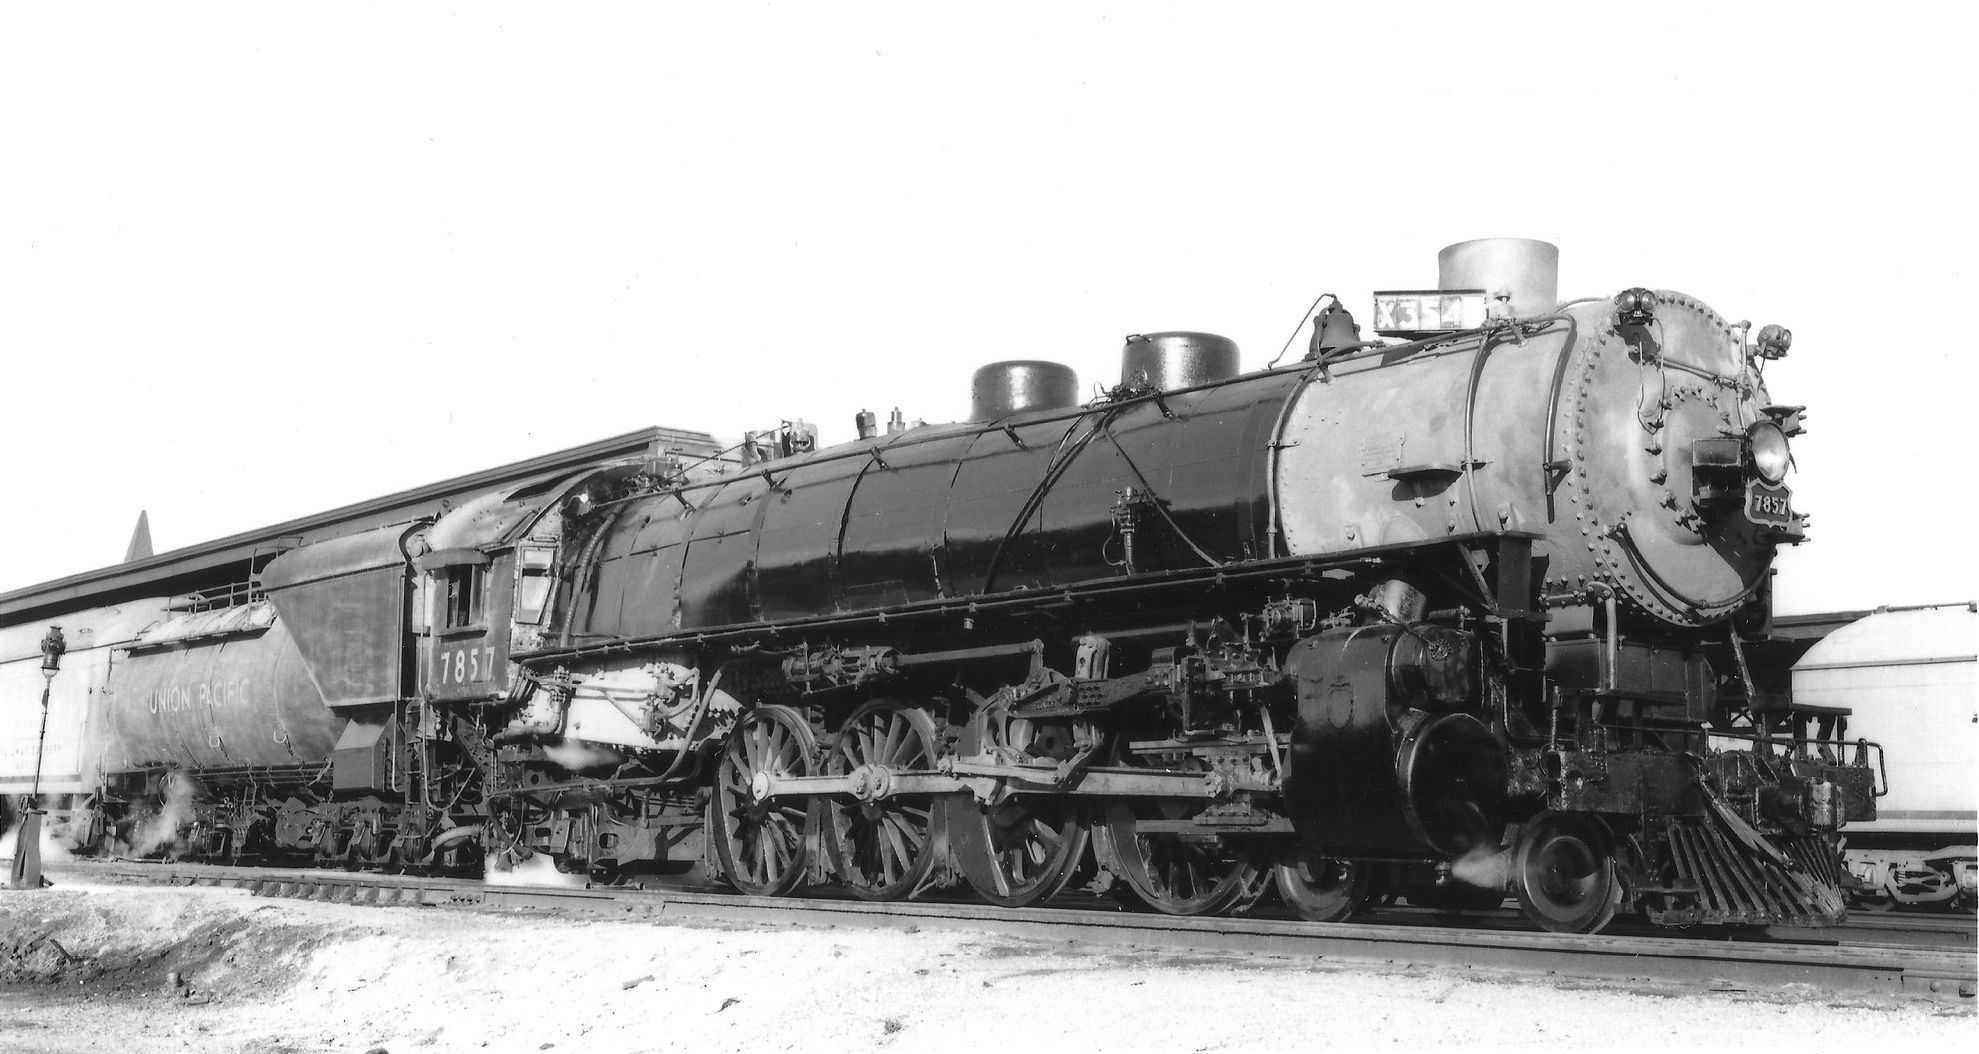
(2, 2), (1974, 616)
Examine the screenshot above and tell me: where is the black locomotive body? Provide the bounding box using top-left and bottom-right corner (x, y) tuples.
(8, 239), (1874, 934)
(441, 239), (1869, 931)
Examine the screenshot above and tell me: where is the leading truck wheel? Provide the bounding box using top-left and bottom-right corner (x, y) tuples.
(711, 705), (817, 897)
(1513, 813), (1621, 933)
(1273, 853), (1368, 923)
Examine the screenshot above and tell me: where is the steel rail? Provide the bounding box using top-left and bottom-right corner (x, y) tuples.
(45, 860), (1975, 1004)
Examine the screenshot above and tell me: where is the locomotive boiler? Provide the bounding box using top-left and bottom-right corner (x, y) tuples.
(468, 238), (1872, 931)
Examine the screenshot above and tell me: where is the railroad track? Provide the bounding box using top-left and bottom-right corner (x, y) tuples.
(45, 859), (1977, 1005)
(1363, 902), (1976, 951)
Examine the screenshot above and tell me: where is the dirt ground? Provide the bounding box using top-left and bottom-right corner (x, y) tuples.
(0, 880), (1968, 1054)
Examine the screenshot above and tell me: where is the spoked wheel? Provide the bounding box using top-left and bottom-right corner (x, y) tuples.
(821, 700), (945, 901)
(946, 713), (1091, 908)
(711, 705), (817, 897)
(1092, 749), (1262, 916)
(1273, 852), (1368, 923)
(1513, 812), (1621, 933)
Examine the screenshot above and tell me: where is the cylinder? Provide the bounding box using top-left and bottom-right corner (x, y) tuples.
(970, 360), (1080, 421)
(1437, 238), (1559, 318)
(1120, 332), (1240, 391)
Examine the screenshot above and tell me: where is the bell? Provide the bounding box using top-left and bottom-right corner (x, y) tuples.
(1308, 301), (1363, 358)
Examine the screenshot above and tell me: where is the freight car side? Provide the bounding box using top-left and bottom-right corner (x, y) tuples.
(1, 599), (172, 834)
(1793, 603), (1978, 910)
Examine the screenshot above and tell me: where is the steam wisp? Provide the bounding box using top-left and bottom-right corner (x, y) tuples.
(0, 815), (77, 864)
(485, 850), (590, 889)
(1448, 845), (1509, 891)
(541, 738), (622, 773)
(131, 770), (199, 857)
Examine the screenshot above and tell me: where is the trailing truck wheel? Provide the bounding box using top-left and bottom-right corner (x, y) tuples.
(710, 705), (817, 897)
(1273, 853), (1368, 923)
(1513, 813), (1621, 934)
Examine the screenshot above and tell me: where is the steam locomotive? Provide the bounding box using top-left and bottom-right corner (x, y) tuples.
(2, 239), (1876, 933)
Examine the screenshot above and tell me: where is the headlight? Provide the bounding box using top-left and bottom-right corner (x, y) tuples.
(1747, 421), (1791, 484)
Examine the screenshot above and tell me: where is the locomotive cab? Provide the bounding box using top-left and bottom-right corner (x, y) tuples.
(419, 546), (515, 704)
(425, 453), (746, 879)
(417, 463), (652, 709)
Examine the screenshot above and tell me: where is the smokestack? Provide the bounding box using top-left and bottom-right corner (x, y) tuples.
(1437, 239), (1560, 318)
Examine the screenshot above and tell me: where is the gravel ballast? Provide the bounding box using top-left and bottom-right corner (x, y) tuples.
(0, 882), (1968, 1053)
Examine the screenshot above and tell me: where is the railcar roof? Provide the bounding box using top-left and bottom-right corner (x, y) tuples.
(1795, 602), (1978, 672)
(0, 425), (719, 625)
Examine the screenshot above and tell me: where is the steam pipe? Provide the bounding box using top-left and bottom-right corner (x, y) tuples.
(1584, 582), (1619, 693)
(428, 824), (484, 851)
(650, 666), (726, 784)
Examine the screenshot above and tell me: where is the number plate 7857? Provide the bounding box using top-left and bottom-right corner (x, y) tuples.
(1747, 481), (1794, 528)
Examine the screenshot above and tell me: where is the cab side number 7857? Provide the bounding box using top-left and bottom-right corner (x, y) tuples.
(437, 644), (499, 686)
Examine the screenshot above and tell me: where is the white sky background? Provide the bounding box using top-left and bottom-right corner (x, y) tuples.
(1, 2), (1972, 615)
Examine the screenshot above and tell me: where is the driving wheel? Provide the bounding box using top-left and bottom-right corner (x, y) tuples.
(1091, 747), (1261, 916)
(710, 705), (817, 897)
(821, 699), (945, 901)
(946, 712), (1090, 908)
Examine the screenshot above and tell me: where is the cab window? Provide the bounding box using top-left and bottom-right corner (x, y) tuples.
(515, 549), (555, 625)
(442, 565), (485, 629)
